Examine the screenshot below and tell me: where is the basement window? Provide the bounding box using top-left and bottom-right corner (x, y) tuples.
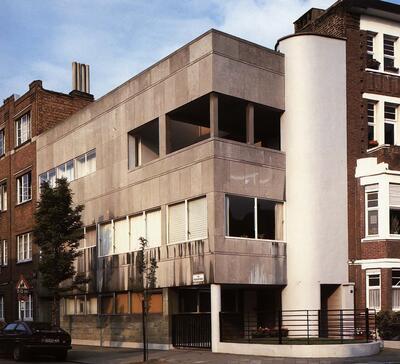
(167, 95), (210, 153)
(128, 119), (159, 169)
(226, 195), (283, 240)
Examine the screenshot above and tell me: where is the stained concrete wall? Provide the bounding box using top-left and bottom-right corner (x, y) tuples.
(37, 30), (286, 290)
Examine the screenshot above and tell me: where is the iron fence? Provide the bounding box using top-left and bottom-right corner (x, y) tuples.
(220, 309), (376, 345)
(172, 313), (211, 349)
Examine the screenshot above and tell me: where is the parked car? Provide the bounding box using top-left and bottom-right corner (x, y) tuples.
(0, 321), (72, 361)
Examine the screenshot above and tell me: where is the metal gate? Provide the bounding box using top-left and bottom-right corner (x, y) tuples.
(172, 313), (211, 349)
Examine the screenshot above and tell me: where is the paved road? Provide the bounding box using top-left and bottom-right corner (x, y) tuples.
(0, 346), (399, 364)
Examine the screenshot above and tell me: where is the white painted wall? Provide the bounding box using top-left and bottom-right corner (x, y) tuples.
(277, 35), (350, 310)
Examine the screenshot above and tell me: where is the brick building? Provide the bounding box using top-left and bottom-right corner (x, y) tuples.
(292, 0), (400, 312)
(0, 78), (93, 322)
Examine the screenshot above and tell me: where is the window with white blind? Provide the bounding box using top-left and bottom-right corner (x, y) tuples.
(76, 149), (96, 178)
(392, 269), (400, 311)
(367, 271), (381, 311)
(39, 168), (56, 188)
(130, 213), (145, 251)
(98, 222), (113, 256)
(15, 113), (31, 147)
(390, 184), (400, 235)
(0, 181), (7, 211)
(168, 197), (207, 244)
(130, 209), (162, 250)
(17, 172), (32, 204)
(114, 218), (130, 254)
(17, 232), (32, 263)
(366, 185), (379, 237)
(0, 240), (7, 266)
(0, 129), (4, 156)
(57, 160), (74, 182)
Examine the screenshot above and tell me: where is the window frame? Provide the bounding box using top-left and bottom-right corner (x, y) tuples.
(16, 172), (32, 205)
(18, 294), (33, 321)
(367, 101), (376, 146)
(15, 113), (31, 147)
(225, 194), (284, 241)
(365, 189), (379, 237)
(384, 102), (397, 145)
(392, 269), (400, 311)
(0, 181), (7, 212)
(0, 240), (8, 267)
(366, 270), (381, 311)
(383, 34), (398, 73)
(0, 128), (5, 156)
(17, 232), (32, 263)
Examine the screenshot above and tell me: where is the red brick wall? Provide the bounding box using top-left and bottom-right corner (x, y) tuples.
(0, 80), (92, 322)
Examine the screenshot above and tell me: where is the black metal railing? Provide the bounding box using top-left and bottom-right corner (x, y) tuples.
(220, 309), (376, 345)
(172, 313), (211, 349)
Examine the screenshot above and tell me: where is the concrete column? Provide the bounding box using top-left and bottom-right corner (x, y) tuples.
(210, 93), (219, 138)
(246, 103), (254, 144)
(210, 284), (221, 352)
(159, 114), (167, 157)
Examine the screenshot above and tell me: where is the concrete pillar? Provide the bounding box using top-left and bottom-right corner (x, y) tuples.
(210, 284), (221, 352)
(246, 103), (254, 144)
(210, 93), (218, 138)
(159, 114), (167, 157)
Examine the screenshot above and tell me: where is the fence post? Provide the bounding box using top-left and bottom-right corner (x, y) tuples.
(365, 308), (369, 343)
(278, 310), (283, 345)
(340, 310), (343, 344)
(307, 310), (310, 344)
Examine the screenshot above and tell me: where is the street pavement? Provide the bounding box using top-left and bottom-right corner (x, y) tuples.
(0, 345), (399, 364)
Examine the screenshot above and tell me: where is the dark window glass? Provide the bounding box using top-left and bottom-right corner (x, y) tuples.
(385, 123), (395, 145)
(180, 290), (198, 313)
(257, 199), (276, 240)
(390, 209), (400, 234)
(392, 270), (400, 286)
(222, 290), (237, 312)
(199, 291), (210, 312)
(226, 195), (255, 238)
(4, 323), (17, 332)
(369, 274), (380, 287)
(368, 125), (374, 142)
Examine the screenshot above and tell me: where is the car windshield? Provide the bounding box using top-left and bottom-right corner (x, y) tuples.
(26, 322), (58, 332)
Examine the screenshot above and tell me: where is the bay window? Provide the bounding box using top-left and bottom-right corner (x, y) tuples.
(366, 187), (379, 236)
(226, 195), (283, 240)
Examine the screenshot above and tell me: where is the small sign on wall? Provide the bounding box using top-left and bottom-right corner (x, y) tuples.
(192, 273), (205, 284)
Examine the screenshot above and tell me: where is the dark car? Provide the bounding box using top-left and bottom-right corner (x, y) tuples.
(0, 321), (71, 361)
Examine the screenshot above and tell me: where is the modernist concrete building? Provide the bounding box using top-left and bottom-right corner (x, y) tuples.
(34, 26), (363, 355)
(293, 0), (400, 315)
(0, 77), (92, 323)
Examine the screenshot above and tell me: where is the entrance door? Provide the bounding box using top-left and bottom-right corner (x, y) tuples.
(172, 288), (211, 349)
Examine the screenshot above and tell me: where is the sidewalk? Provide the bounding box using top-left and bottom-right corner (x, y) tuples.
(66, 346), (400, 364)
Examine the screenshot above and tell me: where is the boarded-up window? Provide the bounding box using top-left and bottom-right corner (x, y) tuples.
(101, 296), (114, 315)
(146, 210), (161, 248)
(131, 292), (163, 314)
(99, 223), (113, 256)
(116, 293), (129, 314)
(130, 214), (145, 251)
(114, 219), (130, 254)
(188, 197), (207, 240)
(168, 202), (186, 243)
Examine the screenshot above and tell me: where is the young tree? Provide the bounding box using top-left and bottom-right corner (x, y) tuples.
(136, 237), (158, 362)
(33, 178), (85, 325)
